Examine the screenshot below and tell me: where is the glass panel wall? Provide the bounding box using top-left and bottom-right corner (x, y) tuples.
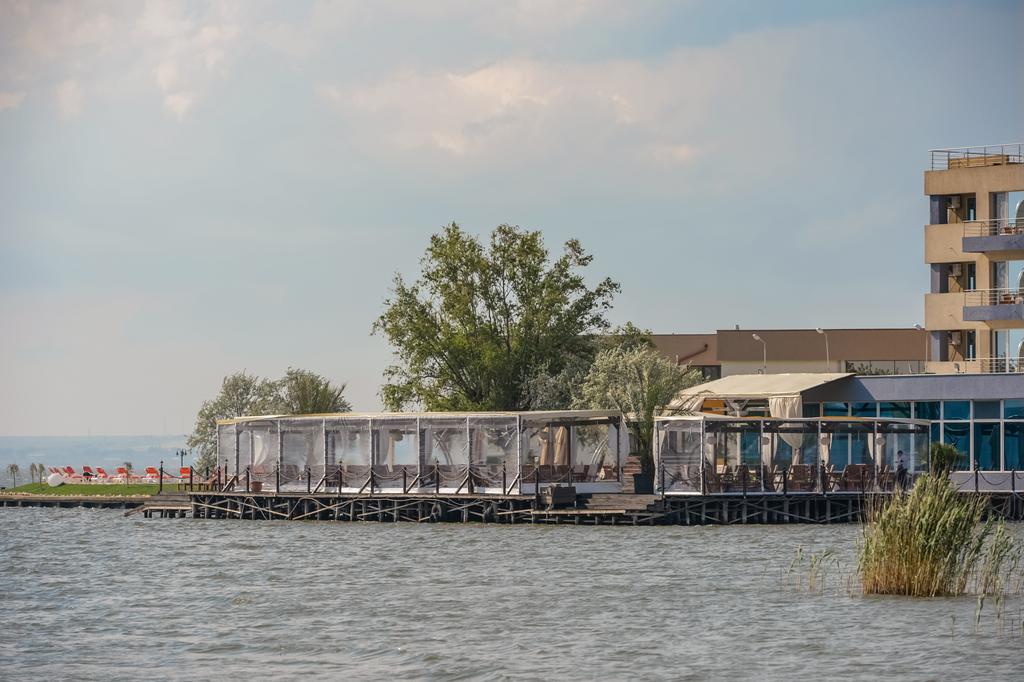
(974, 422), (1001, 470)
(1006, 423), (1024, 470)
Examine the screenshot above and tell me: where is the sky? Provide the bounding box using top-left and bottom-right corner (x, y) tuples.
(0, 0), (1022, 437)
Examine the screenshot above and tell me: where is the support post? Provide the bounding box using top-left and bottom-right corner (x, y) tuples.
(245, 466), (250, 493)
(189, 465), (193, 491)
(276, 464), (280, 492)
(307, 465), (312, 494)
(660, 459), (666, 500)
(741, 466), (747, 498)
(502, 461), (507, 495)
(782, 466), (788, 496)
(535, 466), (541, 508)
(403, 468), (408, 494)
(975, 466), (979, 494)
(159, 461), (164, 494)
(434, 460), (440, 494)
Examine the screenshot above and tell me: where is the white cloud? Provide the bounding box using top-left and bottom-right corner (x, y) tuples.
(54, 79), (82, 118)
(0, 91), (25, 110)
(324, 30), (798, 181)
(163, 91), (195, 119)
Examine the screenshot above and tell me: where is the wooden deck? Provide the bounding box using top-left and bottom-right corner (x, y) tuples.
(7, 489), (1024, 525)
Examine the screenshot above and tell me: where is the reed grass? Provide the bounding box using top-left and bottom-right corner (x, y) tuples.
(859, 473), (1019, 597)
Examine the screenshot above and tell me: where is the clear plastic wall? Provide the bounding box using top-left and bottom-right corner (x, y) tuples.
(655, 420), (703, 493)
(326, 418), (371, 490)
(218, 412), (622, 493)
(655, 416), (931, 494)
(520, 417), (621, 485)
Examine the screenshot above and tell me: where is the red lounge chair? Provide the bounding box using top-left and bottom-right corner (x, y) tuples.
(81, 466), (97, 481)
(63, 466), (84, 481)
(143, 467), (161, 483)
(114, 467), (132, 483)
(94, 467), (111, 481)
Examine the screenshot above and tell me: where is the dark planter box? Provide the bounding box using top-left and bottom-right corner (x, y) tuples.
(541, 485), (577, 509)
(633, 473), (654, 494)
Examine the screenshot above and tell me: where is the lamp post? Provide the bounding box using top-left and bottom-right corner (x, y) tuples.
(752, 333), (767, 374)
(816, 328), (830, 371)
(177, 449), (186, 470)
(914, 323), (927, 371)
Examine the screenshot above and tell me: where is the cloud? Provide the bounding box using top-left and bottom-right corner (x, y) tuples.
(321, 29), (800, 186)
(54, 79), (82, 118)
(0, 91), (25, 110)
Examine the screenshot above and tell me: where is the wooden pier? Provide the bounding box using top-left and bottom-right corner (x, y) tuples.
(6, 490), (1024, 525)
(180, 490), (1024, 525)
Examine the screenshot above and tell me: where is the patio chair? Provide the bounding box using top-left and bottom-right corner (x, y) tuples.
(113, 467), (133, 483)
(63, 466), (85, 482)
(94, 467), (111, 482)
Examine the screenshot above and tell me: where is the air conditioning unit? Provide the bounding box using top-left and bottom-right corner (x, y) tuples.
(949, 263), (963, 277)
(950, 331), (962, 346)
(949, 196), (961, 209)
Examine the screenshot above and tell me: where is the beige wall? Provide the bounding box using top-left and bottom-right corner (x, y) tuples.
(716, 328), (926, 362)
(648, 334), (717, 366)
(924, 164), (1024, 199)
(922, 161), (1024, 361)
(720, 360), (842, 376)
(924, 223), (975, 264)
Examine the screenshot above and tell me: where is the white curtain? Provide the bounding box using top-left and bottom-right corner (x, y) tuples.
(819, 432), (832, 465)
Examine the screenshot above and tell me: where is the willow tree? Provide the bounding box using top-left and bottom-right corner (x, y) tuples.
(374, 223), (619, 411)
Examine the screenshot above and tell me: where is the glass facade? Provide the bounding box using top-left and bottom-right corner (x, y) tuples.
(804, 399), (1024, 471)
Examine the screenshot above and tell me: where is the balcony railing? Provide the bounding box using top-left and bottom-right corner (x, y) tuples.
(976, 357), (1024, 374)
(964, 288), (1024, 307)
(962, 218), (1024, 238)
(929, 143), (1024, 170)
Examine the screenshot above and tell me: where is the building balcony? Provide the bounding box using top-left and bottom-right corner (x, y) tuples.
(962, 219), (1024, 254)
(926, 358), (1023, 375)
(930, 143), (1024, 171)
(963, 289), (1024, 324)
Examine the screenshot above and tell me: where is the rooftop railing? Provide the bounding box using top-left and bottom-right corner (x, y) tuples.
(929, 143), (1024, 170)
(963, 288), (1024, 307)
(976, 357), (1024, 374)
(962, 218), (1024, 238)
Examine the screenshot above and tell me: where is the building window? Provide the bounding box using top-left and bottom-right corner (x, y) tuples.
(851, 402), (877, 418)
(943, 422), (971, 469)
(823, 402), (849, 417)
(974, 422), (1001, 471)
(802, 403), (821, 418)
(914, 402), (940, 420)
(1006, 423), (1024, 470)
(974, 401), (1001, 420)
(943, 401), (970, 421)
(1005, 399), (1024, 420)
(879, 402), (911, 419)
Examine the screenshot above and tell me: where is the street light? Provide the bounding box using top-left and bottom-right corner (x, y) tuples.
(914, 323), (928, 370)
(752, 333), (767, 374)
(816, 328), (830, 371)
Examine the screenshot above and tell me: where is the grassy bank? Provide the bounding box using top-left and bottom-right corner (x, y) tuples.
(1, 483), (163, 497)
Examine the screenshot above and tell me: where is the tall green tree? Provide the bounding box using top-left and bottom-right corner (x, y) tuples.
(187, 371), (284, 471)
(7, 463), (19, 488)
(187, 369), (351, 471)
(574, 345), (703, 474)
(279, 367), (352, 414)
(374, 223), (619, 411)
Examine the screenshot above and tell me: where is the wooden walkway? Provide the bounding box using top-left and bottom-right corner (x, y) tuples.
(7, 490), (1024, 525)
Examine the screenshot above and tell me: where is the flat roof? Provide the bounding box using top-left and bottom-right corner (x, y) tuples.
(217, 410), (621, 426)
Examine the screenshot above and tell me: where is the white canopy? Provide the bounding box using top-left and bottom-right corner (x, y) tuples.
(669, 373), (853, 418)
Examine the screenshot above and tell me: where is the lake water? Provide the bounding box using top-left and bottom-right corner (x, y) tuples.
(1, 509), (1020, 681)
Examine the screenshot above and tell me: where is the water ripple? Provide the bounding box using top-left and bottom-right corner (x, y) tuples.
(0, 508), (1020, 680)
